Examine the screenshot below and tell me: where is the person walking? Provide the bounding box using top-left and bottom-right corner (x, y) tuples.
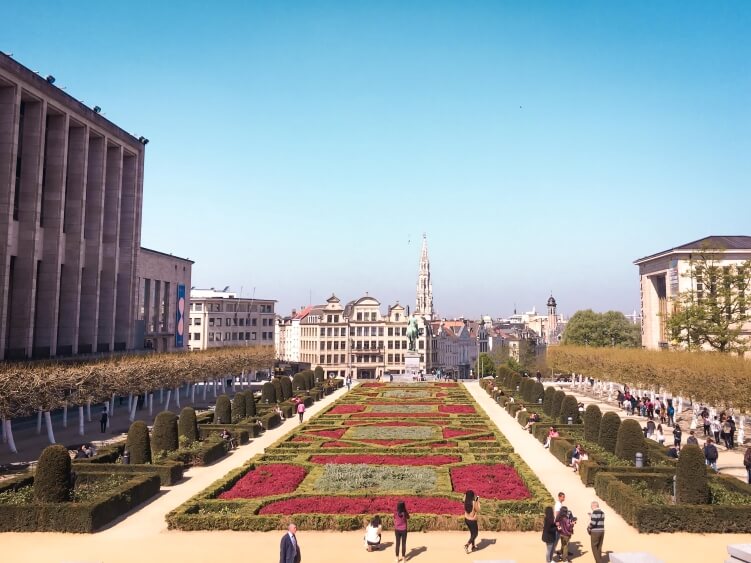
(744, 446), (751, 485)
(394, 500), (409, 563)
(673, 424), (682, 450)
(463, 490), (480, 554)
(296, 401), (305, 423)
(280, 522), (301, 563)
(542, 506), (558, 563)
(588, 501), (605, 563)
(346, 375), (352, 391)
(711, 416), (721, 444)
(556, 506), (576, 563)
(686, 430), (699, 446)
(99, 408), (108, 433)
(704, 438), (719, 471)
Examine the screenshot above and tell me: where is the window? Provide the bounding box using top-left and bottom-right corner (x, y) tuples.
(356, 312), (362, 321)
(217, 318), (223, 327)
(327, 327), (332, 336)
(208, 332), (214, 342)
(379, 327), (384, 336)
(239, 332), (245, 340)
(189, 318), (193, 326)
(320, 355), (325, 363)
(327, 315), (332, 323)
(333, 327), (339, 336)
(341, 328), (346, 337)
(326, 354), (332, 363)
(251, 332), (257, 340)
(246, 332), (251, 339)
(333, 341), (339, 350)
(251, 318), (257, 326)
(388, 354), (393, 363)
(356, 327), (362, 336)
(334, 315), (339, 322)
(193, 332), (200, 340)
(224, 332), (230, 341)
(194, 303), (202, 311)
(239, 318), (244, 326)
(194, 317), (201, 326)
(388, 327), (393, 336)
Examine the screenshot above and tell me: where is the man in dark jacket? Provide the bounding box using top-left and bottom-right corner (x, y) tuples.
(703, 438), (719, 471)
(280, 522), (301, 563)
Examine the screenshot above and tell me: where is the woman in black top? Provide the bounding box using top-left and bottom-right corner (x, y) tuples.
(541, 506), (558, 563)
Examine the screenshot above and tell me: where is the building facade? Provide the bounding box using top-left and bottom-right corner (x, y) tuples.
(634, 236), (751, 350)
(187, 288), (276, 350)
(135, 247), (193, 353)
(275, 305), (311, 362)
(0, 52), (146, 359)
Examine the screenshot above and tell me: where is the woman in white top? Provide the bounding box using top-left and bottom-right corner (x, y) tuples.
(654, 424), (665, 446)
(364, 515), (382, 551)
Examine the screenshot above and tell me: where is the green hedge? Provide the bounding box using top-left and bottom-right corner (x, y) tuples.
(127, 421), (152, 464)
(558, 395), (580, 425)
(598, 411), (621, 454)
(615, 418), (646, 463)
(676, 445), (709, 504)
(0, 472), (160, 532)
(71, 461), (184, 486)
(214, 394), (232, 424)
(166, 437), (229, 467)
(198, 424), (254, 442)
(232, 392), (247, 421)
(34, 445), (72, 502)
(550, 390), (565, 419)
(583, 404), (602, 443)
(542, 387), (556, 415)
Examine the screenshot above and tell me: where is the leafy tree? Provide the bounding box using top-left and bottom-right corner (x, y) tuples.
(477, 353), (496, 376)
(561, 309), (640, 348)
(666, 249), (751, 354)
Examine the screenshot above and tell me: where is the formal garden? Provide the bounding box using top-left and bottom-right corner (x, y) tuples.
(167, 381), (550, 531)
(482, 367), (751, 533)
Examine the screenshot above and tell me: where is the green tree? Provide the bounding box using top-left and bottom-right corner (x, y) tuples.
(666, 249), (751, 354)
(477, 353), (496, 376)
(561, 310), (640, 347)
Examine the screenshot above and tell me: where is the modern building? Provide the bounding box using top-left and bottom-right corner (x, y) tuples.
(134, 247), (193, 353)
(0, 52), (148, 359)
(634, 235), (751, 350)
(187, 288), (276, 350)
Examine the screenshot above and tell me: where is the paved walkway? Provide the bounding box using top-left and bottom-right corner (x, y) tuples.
(1, 381), (749, 563)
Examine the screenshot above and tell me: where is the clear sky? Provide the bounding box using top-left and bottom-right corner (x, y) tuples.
(3, 2), (749, 319)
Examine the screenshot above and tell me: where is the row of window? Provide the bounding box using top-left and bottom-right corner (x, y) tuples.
(315, 353), (423, 364)
(301, 325), (412, 337)
(197, 331), (273, 342)
(190, 302), (274, 313)
(189, 317), (275, 328)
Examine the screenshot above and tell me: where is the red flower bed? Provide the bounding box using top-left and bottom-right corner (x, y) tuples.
(291, 436), (313, 442)
(359, 439), (414, 446)
(328, 405), (365, 414)
(429, 441), (457, 448)
(322, 441), (351, 448)
(351, 412), (447, 418)
(475, 436), (495, 441)
(219, 464), (307, 499)
(351, 421), (429, 427)
(438, 405), (476, 414)
(309, 428), (347, 439)
(369, 401), (439, 405)
(259, 495), (463, 515)
(450, 464), (531, 500)
(309, 454), (460, 466)
(443, 428), (475, 438)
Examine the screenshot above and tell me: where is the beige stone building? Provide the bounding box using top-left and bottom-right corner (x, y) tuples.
(188, 288), (276, 351)
(634, 235), (751, 350)
(135, 247), (193, 353)
(0, 52), (147, 359)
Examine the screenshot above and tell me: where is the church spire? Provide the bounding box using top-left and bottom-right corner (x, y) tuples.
(416, 233), (434, 319)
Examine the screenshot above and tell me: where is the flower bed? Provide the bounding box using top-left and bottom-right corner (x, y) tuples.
(443, 428), (476, 439)
(321, 441), (353, 448)
(309, 454), (460, 466)
(450, 464), (531, 500)
(219, 464), (307, 499)
(328, 405), (365, 414)
(370, 404), (435, 413)
(348, 425), (436, 441)
(439, 405), (476, 414)
(359, 439), (415, 446)
(351, 412), (448, 418)
(259, 495), (463, 515)
(308, 428), (347, 439)
(314, 464), (437, 494)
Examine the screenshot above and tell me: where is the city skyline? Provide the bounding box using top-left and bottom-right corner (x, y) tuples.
(3, 2), (748, 318)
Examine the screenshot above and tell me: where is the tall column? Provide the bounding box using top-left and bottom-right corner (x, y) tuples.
(114, 151), (137, 350)
(0, 83), (17, 359)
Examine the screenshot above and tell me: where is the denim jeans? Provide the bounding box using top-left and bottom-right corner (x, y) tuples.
(545, 541), (556, 562)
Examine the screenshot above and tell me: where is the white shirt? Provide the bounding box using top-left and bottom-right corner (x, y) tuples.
(365, 524), (381, 543)
(554, 500), (563, 516)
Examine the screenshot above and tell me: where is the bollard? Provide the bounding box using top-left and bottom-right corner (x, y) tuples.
(538, 398), (543, 405)
(567, 416), (573, 425)
(673, 474), (677, 500)
(635, 452), (643, 468)
(123, 450), (131, 465)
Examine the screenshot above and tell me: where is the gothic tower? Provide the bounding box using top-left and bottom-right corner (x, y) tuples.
(547, 294), (558, 344)
(415, 234), (434, 319)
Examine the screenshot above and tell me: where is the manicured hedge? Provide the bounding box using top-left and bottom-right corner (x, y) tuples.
(178, 407), (199, 445)
(261, 382), (277, 403)
(72, 461), (184, 486)
(232, 393), (247, 421)
(152, 411), (179, 455)
(280, 377), (293, 401)
(583, 404), (602, 443)
(214, 394), (232, 424)
(614, 419), (646, 463)
(167, 437), (229, 467)
(550, 390), (565, 419)
(558, 395), (579, 425)
(598, 412), (621, 454)
(199, 424), (253, 442)
(34, 445), (72, 502)
(127, 420), (152, 464)
(676, 445), (709, 504)
(542, 387), (556, 415)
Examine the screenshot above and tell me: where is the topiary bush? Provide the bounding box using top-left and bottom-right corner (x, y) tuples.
(34, 444), (72, 502)
(292, 374), (306, 392)
(676, 444), (709, 504)
(304, 370), (315, 390)
(598, 411), (621, 454)
(615, 418), (645, 462)
(551, 390), (566, 418)
(510, 373), (522, 393)
(178, 407), (198, 445)
(232, 392), (246, 422)
(280, 376), (292, 400)
(530, 381), (545, 405)
(559, 395), (580, 424)
(261, 381), (277, 403)
(543, 386), (556, 415)
(521, 379), (533, 402)
(271, 379), (283, 405)
(314, 366), (324, 384)
(244, 391), (257, 417)
(214, 394), (232, 424)
(584, 404), (602, 443)
(127, 420), (152, 464)
(152, 411), (179, 455)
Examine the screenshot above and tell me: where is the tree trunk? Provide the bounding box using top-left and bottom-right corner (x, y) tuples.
(128, 393), (133, 411)
(44, 411), (55, 444)
(129, 396), (138, 422)
(78, 406), (85, 436)
(62, 405), (68, 428)
(202, 381), (207, 401)
(1, 416), (5, 444)
(160, 388), (164, 404)
(164, 389), (172, 410)
(213, 380), (217, 398)
(148, 393), (154, 416)
(5, 419), (17, 453)
(109, 393), (116, 429)
(191, 384), (196, 403)
(175, 386), (181, 408)
(36, 410), (42, 434)
(86, 399), (92, 422)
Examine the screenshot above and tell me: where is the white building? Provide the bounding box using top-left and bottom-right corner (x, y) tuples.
(275, 306), (311, 362)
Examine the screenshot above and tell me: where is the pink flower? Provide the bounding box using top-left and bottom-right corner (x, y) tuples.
(309, 454), (460, 466)
(350, 412), (448, 418)
(309, 428), (347, 439)
(443, 428), (475, 438)
(219, 464), (307, 499)
(438, 405), (476, 414)
(450, 464), (531, 500)
(328, 405), (365, 414)
(259, 495), (464, 515)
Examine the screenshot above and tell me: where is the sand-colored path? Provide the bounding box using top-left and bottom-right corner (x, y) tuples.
(2, 381), (748, 563)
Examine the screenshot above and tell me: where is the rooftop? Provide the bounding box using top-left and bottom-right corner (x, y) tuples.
(634, 235), (751, 264)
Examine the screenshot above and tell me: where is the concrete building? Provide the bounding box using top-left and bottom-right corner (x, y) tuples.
(0, 52), (147, 359)
(275, 305), (311, 362)
(187, 288), (275, 351)
(135, 247), (192, 353)
(634, 235), (751, 350)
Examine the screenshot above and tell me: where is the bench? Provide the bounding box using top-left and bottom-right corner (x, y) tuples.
(727, 544), (751, 563)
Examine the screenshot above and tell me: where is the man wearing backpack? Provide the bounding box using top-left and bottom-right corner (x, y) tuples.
(703, 438), (719, 471)
(744, 446), (751, 484)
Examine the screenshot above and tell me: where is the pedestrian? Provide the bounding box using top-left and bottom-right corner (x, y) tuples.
(711, 416), (721, 444)
(721, 417), (733, 449)
(297, 401), (305, 423)
(703, 438), (719, 471)
(555, 506), (576, 563)
(554, 491), (566, 518)
(728, 417), (736, 449)
(744, 446), (751, 485)
(542, 506), (557, 563)
(346, 375), (352, 391)
(654, 424), (665, 446)
(99, 408), (108, 433)
(280, 522), (301, 563)
(686, 430), (699, 446)
(673, 424), (682, 449)
(394, 500), (409, 563)
(702, 414), (711, 437)
(363, 515), (382, 552)
(667, 401), (675, 426)
(588, 501), (605, 563)
(463, 490), (480, 554)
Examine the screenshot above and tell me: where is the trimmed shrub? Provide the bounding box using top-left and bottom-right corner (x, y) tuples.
(522, 379), (534, 402)
(542, 386), (556, 415)
(559, 395), (580, 425)
(292, 374), (306, 392)
(510, 373), (522, 393)
(232, 392), (246, 422)
(304, 370), (315, 390)
(598, 411), (621, 454)
(676, 445), (709, 504)
(550, 390), (566, 418)
(127, 420), (152, 464)
(615, 418), (645, 462)
(314, 366), (324, 384)
(153, 411), (179, 455)
(279, 376), (293, 401)
(261, 382), (277, 404)
(530, 382), (545, 405)
(244, 392), (257, 417)
(272, 379), (283, 405)
(214, 394), (232, 424)
(178, 407), (199, 445)
(584, 404), (602, 443)
(34, 445), (72, 502)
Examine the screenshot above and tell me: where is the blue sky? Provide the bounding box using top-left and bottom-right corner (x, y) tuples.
(3, 2), (749, 318)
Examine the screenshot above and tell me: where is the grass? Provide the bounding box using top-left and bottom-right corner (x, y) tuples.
(314, 464), (437, 494)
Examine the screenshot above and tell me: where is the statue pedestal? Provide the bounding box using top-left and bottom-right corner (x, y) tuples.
(404, 352), (421, 381)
